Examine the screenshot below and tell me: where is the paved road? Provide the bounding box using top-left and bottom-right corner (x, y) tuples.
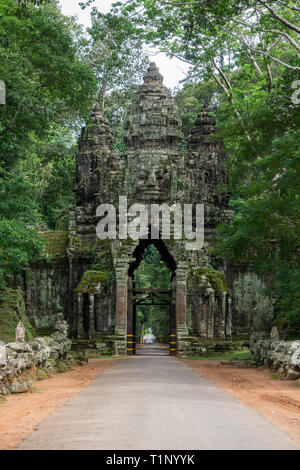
(136, 343), (169, 355)
(16, 353), (298, 450)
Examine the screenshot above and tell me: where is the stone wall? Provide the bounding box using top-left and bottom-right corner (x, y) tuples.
(25, 264), (69, 330)
(187, 264), (232, 340)
(229, 270), (273, 337)
(25, 231), (69, 331)
(0, 315), (72, 394)
(250, 331), (300, 380)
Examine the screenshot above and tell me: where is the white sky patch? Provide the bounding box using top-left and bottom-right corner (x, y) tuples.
(58, 0), (190, 90)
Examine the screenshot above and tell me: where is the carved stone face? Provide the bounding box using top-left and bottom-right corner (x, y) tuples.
(132, 153), (172, 203)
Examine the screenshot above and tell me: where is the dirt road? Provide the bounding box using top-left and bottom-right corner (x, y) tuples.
(13, 352), (298, 450)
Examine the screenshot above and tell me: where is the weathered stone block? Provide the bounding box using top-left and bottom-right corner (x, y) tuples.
(6, 342), (33, 354)
(0, 341), (6, 367)
(251, 333), (300, 379)
(286, 368), (300, 380)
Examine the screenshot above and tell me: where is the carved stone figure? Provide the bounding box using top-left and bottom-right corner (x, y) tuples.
(270, 326), (280, 340)
(15, 321), (25, 342)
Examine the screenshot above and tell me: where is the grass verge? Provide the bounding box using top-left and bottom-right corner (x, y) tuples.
(183, 350), (252, 361)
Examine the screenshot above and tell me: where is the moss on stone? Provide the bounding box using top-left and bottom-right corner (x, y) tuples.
(72, 235), (96, 256)
(95, 238), (111, 249)
(191, 265), (231, 295)
(92, 239), (113, 270)
(0, 288), (35, 343)
(39, 231), (68, 263)
(74, 270), (112, 294)
(159, 159), (167, 168)
(71, 235), (111, 259)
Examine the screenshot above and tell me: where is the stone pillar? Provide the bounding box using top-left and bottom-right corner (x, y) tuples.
(132, 298), (137, 354)
(114, 259), (129, 355)
(225, 296), (232, 339)
(88, 293), (95, 337)
(95, 294), (101, 332)
(219, 292), (227, 339)
(127, 277), (135, 355)
(207, 288), (215, 339)
(115, 280), (127, 334)
(176, 263), (188, 328)
(176, 263), (191, 356)
(77, 293), (84, 338)
(169, 278), (177, 355)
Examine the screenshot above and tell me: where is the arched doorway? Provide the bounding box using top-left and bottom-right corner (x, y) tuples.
(127, 239), (176, 355)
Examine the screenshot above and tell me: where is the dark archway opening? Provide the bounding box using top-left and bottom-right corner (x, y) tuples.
(127, 239), (176, 355)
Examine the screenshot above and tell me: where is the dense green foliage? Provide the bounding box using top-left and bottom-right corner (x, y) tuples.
(0, 168), (49, 288)
(214, 66), (300, 336)
(0, 287), (35, 343)
(174, 79), (219, 137)
(0, 0), (97, 288)
(0, 0), (96, 165)
(83, 7), (149, 146)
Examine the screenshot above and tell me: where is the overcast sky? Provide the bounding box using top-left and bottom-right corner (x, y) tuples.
(58, 0), (190, 90)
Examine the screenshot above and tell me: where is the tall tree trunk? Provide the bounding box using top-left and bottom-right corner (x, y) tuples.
(140, 322), (144, 343)
(99, 83), (106, 111)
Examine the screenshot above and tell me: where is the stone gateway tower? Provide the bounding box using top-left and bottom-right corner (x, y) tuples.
(67, 63), (239, 355)
(66, 63), (236, 355)
(23, 63), (274, 352)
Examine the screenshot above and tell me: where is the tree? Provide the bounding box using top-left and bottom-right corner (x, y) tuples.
(0, 0), (97, 166)
(174, 78), (219, 137)
(0, 168), (49, 289)
(0, 0), (97, 287)
(82, 8), (149, 143)
(16, 125), (77, 230)
(85, 9), (149, 107)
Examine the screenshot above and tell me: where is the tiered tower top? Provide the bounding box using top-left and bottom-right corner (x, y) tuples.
(188, 105), (219, 151)
(125, 62), (182, 150)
